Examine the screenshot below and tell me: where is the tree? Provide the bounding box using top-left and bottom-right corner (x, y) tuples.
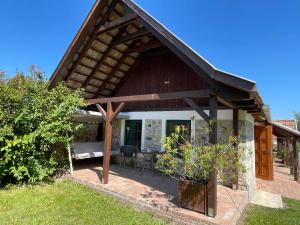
(295, 112), (300, 131)
(0, 67), (86, 186)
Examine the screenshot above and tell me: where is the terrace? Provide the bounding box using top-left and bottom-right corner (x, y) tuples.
(71, 159), (248, 225)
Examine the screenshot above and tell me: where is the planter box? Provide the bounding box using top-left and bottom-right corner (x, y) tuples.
(179, 180), (208, 214)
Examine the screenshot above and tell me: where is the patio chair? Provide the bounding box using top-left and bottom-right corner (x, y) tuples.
(120, 145), (138, 168)
(140, 150), (158, 175)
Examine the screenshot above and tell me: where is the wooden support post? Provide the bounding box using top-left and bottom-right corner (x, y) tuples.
(277, 138), (283, 164)
(207, 94), (218, 218)
(232, 109), (239, 190)
(97, 102), (126, 184)
(103, 102), (113, 184)
(293, 138), (298, 181)
(285, 139), (289, 167)
(289, 139), (294, 175)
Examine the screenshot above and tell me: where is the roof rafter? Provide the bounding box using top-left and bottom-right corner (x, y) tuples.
(64, 0), (119, 83)
(114, 28), (150, 45)
(81, 29), (125, 89)
(97, 13), (138, 34)
(127, 39), (163, 53)
(93, 42), (136, 98)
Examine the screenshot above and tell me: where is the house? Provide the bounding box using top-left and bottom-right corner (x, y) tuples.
(272, 120), (298, 153)
(49, 0), (299, 219)
(273, 120), (298, 131)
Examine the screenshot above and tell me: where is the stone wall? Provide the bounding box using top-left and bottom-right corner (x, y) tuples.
(194, 112), (255, 198)
(144, 120), (162, 151)
(74, 120), (122, 150)
(238, 110), (256, 200)
(75, 123), (99, 142)
(194, 119), (234, 187)
(194, 120), (233, 145)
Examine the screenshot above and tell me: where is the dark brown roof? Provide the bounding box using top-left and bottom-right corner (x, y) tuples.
(49, 0), (265, 119)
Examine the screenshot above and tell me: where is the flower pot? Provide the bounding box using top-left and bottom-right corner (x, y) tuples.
(179, 179), (208, 214)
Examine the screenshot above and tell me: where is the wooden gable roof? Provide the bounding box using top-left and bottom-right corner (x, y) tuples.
(49, 0), (266, 120)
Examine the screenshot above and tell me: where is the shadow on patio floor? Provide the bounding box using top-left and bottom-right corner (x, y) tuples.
(72, 158), (248, 225)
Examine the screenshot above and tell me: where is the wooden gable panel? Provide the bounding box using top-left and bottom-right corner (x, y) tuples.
(114, 51), (209, 111)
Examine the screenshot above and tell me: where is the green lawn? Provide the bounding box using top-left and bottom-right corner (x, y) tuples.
(0, 180), (167, 225)
(243, 198), (300, 225)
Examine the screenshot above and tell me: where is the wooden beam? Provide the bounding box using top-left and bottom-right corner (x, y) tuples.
(63, 0), (118, 83)
(49, 0), (113, 88)
(111, 102), (126, 121)
(232, 109), (239, 190)
(93, 42), (136, 98)
(290, 139), (294, 175)
(96, 104), (107, 122)
(207, 94), (218, 218)
(217, 95), (236, 109)
(127, 40), (163, 53)
(293, 138), (298, 181)
(233, 99), (256, 107)
(209, 95), (218, 144)
(114, 28), (151, 45)
(96, 101), (126, 184)
(184, 98), (209, 122)
(285, 139), (290, 167)
(86, 89), (211, 105)
(97, 13), (138, 34)
(102, 102), (113, 184)
(81, 29), (125, 89)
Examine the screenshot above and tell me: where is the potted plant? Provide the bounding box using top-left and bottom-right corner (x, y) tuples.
(156, 126), (245, 215)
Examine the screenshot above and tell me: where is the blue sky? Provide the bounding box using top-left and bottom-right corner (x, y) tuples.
(0, 0), (299, 119)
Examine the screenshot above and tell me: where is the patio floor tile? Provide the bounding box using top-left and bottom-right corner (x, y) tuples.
(71, 159), (248, 225)
(256, 161), (300, 200)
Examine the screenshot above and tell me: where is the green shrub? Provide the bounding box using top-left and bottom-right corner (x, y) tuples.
(156, 126), (246, 182)
(0, 67), (86, 186)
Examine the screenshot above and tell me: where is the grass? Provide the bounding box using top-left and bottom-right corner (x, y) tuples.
(0, 180), (168, 225)
(243, 198), (300, 225)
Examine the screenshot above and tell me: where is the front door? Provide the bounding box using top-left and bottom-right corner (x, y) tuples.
(255, 125), (274, 180)
(124, 120), (142, 149)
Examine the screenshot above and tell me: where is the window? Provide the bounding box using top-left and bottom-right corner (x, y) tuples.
(166, 120), (191, 143)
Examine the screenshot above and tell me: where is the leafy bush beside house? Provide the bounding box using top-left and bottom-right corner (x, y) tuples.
(156, 126), (246, 183)
(0, 67), (85, 186)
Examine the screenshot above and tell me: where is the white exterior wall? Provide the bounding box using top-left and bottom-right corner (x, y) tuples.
(119, 110), (233, 150)
(116, 109), (256, 198)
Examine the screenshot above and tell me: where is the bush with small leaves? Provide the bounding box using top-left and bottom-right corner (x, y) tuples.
(0, 67), (86, 186)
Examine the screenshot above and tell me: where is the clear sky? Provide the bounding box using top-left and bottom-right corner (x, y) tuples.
(0, 0), (299, 119)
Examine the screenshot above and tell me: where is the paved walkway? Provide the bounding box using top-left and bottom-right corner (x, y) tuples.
(71, 159), (248, 225)
(256, 161), (300, 200)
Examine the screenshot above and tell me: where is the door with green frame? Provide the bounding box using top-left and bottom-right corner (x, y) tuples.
(124, 120), (142, 149)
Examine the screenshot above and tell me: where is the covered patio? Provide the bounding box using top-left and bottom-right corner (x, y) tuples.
(71, 159), (248, 225)
(272, 122), (300, 182)
(49, 0), (268, 221)
(257, 160), (300, 200)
